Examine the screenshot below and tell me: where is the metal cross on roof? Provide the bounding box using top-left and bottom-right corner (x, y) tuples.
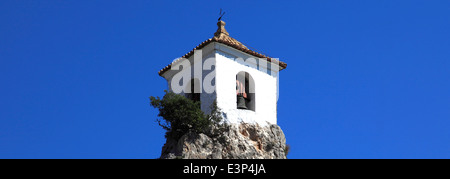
(218, 8), (226, 21)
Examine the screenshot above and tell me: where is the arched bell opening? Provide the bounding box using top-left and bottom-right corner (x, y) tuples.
(236, 71), (255, 111)
(185, 78), (200, 102)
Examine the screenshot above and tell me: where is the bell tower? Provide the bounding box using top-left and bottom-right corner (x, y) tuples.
(158, 20), (287, 126)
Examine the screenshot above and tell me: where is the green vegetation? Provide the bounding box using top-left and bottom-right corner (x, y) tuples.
(150, 90), (223, 140)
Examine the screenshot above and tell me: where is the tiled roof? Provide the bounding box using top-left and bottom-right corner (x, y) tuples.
(158, 21), (287, 76)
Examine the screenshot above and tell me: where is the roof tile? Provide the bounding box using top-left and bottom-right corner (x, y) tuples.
(159, 21), (287, 76)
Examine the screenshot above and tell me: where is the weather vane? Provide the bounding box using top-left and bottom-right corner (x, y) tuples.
(218, 8), (226, 21)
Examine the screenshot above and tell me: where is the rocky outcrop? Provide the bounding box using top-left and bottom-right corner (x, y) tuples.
(160, 123), (287, 159)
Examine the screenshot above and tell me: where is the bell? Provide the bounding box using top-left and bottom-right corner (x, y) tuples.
(237, 95), (247, 109)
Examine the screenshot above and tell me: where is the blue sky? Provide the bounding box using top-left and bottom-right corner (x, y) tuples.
(0, 1), (449, 159)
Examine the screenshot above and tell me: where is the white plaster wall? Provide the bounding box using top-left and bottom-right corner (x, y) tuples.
(161, 43), (217, 114)
(214, 43), (278, 126)
(162, 42), (279, 126)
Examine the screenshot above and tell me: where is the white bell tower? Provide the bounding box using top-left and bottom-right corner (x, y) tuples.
(158, 20), (287, 126)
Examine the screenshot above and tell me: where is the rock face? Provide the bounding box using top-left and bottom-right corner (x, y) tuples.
(160, 123), (287, 159)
